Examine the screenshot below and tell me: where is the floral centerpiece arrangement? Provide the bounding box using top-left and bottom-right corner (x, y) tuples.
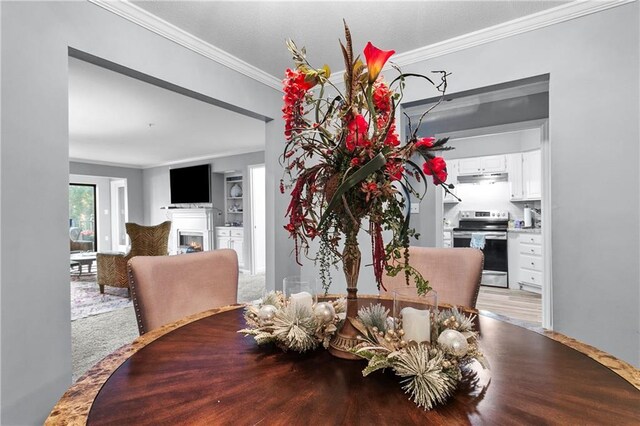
(240, 24), (488, 411)
(279, 23), (455, 357)
(240, 294), (488, 410)
(281, 24), (453, 295)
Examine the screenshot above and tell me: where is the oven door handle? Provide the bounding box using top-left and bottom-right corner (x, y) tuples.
(453, 232), (507, 240)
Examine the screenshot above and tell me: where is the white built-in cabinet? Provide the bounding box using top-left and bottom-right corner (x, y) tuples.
(225, 175), (244, 226)
(443, 159), (459, 203)
(458, 155), (506, 175)
(507, 150), (541, 201)
(522, 150), (542, 199)
(216, 226), (244, 269)
(507, 232), (543, 294)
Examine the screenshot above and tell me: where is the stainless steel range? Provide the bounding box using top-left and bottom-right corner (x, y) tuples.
(453, 210), (509, 288)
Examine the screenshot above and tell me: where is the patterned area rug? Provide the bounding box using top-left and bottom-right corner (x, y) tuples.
(71, 276), (131, 321)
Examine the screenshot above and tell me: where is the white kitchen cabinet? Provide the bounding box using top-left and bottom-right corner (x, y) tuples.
(507, 233), (521, 289)
(517, 232), (543, 294)
(522, 150), (542, 200)
(443, 159), (459, 203)
(507, 150), (541, 201)
(458, 155), (506, 175)
(507, 153), (524, 200)
(216, 227), (244, 269)
(443, 230), (452, 248)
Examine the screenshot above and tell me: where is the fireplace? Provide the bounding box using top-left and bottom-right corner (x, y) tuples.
(166, 208), (217, 255)
(178, 231), (204, 253)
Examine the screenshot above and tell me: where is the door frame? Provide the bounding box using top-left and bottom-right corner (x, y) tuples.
(110, 179), (129, 252)
(248, 163), (266, 275)
(433, 119), (552, 329)
(69, 182), (98, 252)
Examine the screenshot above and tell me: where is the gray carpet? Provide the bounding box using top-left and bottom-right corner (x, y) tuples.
(71, 273), (266, 381)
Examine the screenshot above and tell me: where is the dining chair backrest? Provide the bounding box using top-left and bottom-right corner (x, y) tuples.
(381, 247), (484, 309)
(128, 249), (238, 335)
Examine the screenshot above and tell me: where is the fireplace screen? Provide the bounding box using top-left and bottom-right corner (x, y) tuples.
(178, 231), (204, 253)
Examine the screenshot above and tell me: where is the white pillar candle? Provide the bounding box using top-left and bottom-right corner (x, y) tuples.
(400, 307), (431, 343)
(289, 291), (313, 311)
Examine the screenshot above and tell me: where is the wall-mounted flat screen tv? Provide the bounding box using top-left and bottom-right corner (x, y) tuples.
(170, 164), (211, 204)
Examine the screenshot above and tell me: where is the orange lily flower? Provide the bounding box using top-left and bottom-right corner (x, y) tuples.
(364, 42), (395, 83)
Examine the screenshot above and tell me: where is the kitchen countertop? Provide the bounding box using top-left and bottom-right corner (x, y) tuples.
(508, 228), (542, 234)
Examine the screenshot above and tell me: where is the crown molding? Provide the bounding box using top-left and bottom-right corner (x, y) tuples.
(88, 0), (282, 91)
(330, 0), (635, 84)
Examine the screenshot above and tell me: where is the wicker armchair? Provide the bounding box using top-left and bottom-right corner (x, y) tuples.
(97, 221), (171, 295)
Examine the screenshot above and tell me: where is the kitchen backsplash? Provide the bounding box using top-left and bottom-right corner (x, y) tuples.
(444, 182), (541, 226)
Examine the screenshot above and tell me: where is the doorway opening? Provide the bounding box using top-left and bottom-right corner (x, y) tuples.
(403, 75), (551, 329)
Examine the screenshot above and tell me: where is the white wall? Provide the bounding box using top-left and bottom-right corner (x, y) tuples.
(396, 4), (638, 366)
(0, 2), (281, 423)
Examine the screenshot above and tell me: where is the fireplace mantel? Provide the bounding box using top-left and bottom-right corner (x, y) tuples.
(166, 208), (215, 255)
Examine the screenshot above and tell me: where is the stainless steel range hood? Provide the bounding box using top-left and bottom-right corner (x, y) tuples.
(457, 172), (508, 184)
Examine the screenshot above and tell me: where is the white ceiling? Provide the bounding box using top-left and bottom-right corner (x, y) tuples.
(70, 1), (570, 168)
(131, 1), (568, 78)
(68, 56), (265, 168)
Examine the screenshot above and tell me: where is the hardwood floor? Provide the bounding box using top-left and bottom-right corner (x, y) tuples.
(476, 286), (542, 326)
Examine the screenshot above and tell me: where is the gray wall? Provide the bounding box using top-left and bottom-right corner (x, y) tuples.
(143, 151), (265, 263)
(394, 4), (639, 366)
(0, 2), (281, 423)
(70, 161), (145, 225)
(143, 151), (265, 225)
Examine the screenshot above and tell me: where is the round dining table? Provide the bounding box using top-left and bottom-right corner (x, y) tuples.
(47, 297), (639, 425)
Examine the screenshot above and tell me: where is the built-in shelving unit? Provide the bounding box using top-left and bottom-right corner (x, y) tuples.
(224, 175), (243, 227)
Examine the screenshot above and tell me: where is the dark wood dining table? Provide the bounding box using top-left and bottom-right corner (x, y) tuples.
(47, 296), (640, 425)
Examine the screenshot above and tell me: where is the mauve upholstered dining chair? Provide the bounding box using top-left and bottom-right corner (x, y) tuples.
(381, 247), (484, 309)
(128, 249), (239, 335)
(96, 221), (172, 295)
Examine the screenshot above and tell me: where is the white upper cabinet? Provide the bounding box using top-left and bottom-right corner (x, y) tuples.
(507, 153), (524, 201)
(522, 150), (542, 200)
(458, 155), (506, 175)
(507, 150), (541, 201)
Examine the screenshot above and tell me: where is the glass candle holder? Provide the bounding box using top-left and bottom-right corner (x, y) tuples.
(283, 276), (317, 311)
(393, 288), (438, 344)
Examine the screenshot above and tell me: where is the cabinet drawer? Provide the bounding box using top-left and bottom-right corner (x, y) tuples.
(519, 269), (542, 286)
(520, 243), (541, 256)
(520, 254), (543, 272)
(216, 229), (231, 237)
(230, 229), (244, 237)
(519, 233), (541, 245)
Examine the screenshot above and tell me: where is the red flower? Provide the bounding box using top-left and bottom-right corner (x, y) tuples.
(350, 157), (361, 167)
(385, 161), (404, 181)
(384, 120), (400, 147)
(423, 157), (447, 184)
(376, 114), (400, 147)
(416, 137), (435, 149)
(282, 68), (315, 140)
(345, 115), (369, 151)
(284, 223), (296, 233)
(364, 42), (395, 83)
(373, 79), (392, 112)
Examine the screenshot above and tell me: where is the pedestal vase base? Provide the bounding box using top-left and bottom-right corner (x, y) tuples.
(328, 328), (360, 360)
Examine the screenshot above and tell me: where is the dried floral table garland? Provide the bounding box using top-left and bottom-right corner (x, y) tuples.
(239, 293), (489, 410)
